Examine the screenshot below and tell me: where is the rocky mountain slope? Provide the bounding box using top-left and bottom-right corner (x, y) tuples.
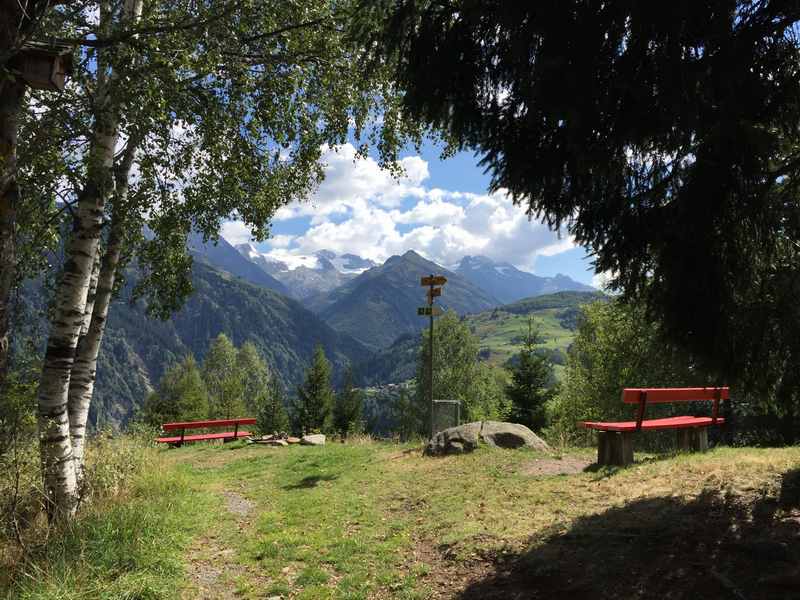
(455, 255), (594, 304)
(307, 250), (500, 350)
(235, 243), (376, 299)
(188, 234), (288, 295)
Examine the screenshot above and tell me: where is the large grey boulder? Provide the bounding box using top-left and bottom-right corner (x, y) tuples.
(480, 421), (550, 451)
(424, 421), (549, 456)
(424, 422), (481, 456)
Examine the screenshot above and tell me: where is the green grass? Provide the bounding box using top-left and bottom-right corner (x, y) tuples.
(2, 455), (217, 600)
(5, 440), (800, 599)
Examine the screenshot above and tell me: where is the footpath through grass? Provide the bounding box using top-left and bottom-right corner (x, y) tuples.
(4, 441), (800, 599)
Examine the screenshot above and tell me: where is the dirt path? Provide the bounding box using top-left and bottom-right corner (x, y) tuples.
(183, 490), (263, 599)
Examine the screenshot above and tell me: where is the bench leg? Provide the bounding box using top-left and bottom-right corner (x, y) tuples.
(597, 431), (634, 466)
(676, 427), (708, 452)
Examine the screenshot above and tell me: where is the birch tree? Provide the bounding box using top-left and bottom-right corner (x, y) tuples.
(24, 0), (419, 519)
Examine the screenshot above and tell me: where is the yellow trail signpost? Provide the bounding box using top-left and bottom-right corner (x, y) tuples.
(419, 274), (447, 438)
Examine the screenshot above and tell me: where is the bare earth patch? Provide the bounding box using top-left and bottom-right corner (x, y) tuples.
(520, 456), (592, 476)
(183, 490), (261, 598)
(184, 536), (240, 600)
(222, 490), (255, 518)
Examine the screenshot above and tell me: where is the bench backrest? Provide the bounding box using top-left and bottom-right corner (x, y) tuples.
(162, 417), (256, 431)
(621, 387), (730, 404)
(622, 387), (729, 431)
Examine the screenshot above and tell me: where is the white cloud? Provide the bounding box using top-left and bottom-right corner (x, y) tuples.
(220, 221), (252, 245)
(222, 143), (579, 273)
(266, 234), (294, 249)
(274, 144), (429, 224)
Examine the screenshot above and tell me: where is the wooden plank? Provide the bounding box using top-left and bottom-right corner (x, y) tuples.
(621, 387), (729, 404)
(421, 275), (447, 286)
(156, 430), (252, 444)
(426, 287), (442, 299)
(162, 417), (256, 431)
(580, 415), (725, 432)
(676, 427), (709, 452)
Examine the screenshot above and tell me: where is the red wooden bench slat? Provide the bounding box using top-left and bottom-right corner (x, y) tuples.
(581, 416), (725, 432)
(621, 387), (730, 404)
(162, 418), (256, 431)
(156, 430), (252, 444)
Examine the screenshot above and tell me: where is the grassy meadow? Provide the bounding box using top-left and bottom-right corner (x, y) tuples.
(467, 307), (574, 377)
(3, 438), (799, 599)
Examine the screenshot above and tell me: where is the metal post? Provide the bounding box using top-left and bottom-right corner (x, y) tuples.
(429, 275), (434, 439)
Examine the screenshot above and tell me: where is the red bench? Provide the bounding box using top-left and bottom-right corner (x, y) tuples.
(155, 418), (256, 447)
(580, 387), (729, 466)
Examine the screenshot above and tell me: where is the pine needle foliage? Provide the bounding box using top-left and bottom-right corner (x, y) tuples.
(294, 345), (335, 434)
(506, 318), (554, 431)
(333, 365), (364, 440)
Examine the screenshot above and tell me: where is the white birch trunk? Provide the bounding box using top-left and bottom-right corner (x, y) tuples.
(80, 247), (102, 338)
(37, 185), (109, 519)
(68, 141), (137, 480)
(37, 0), (142, 519)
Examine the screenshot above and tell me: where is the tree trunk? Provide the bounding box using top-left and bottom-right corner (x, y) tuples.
(37, 67), (119, 523)
(37, 191), (107, 519)
(0, 79), (25, 387)
(80, 247), (102, 337)
(68, 225), (123, 480)
(37, 0), (143, 520)
(68, 141), (137, 481)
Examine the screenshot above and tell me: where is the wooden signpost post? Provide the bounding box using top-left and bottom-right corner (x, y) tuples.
(419, 274), (447, 438)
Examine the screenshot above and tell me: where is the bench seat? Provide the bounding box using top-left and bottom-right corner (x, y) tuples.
(155, 430), (251, 444)
(581, 416), (724, 432)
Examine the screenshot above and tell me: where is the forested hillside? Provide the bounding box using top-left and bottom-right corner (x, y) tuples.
(357, 291), (604, 386)
(20, 260), (370, 428)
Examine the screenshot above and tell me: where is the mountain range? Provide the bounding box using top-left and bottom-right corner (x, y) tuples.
(454, 255), (594, 304)
(187, 233), (288, 295)
(235, 243), (377, 300)
(17, 234), (597, 427)
(305, 250), (501, 350)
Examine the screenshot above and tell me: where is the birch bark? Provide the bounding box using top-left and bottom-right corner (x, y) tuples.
(37, 0), (142, 519)
(68, 142), (137, 479)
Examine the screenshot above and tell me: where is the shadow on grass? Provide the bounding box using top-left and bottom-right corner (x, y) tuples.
(283, 473), (339, 490)
(581, 451), (699, 479)
(457, 469), (800, 600)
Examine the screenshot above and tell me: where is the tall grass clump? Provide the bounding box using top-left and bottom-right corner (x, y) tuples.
(1, 393), (204, 599)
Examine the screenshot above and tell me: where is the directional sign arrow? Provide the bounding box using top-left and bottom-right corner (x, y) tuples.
(418, 306), (443, 317)
(427, 287), (442, 301)
(421, 275), (447, 286)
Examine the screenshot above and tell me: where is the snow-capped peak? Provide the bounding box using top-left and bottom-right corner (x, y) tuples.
(235, 245), (376, 275)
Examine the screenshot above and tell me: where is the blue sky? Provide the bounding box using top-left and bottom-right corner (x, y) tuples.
(221, 139), (599, 286)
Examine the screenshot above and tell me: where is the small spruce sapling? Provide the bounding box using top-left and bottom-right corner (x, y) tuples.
(506, 318), (554, 431)
(333, 365), (364, 441)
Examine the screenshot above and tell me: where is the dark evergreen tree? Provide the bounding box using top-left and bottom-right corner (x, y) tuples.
(142, 355), (209, 426)
(506, 319), (553, 431)
(357, 1), (800, 404)
(294, 344), (334, 433)
(202, 333), (245, 420)
(332, 365), (364, 440)
(255, 378), (290, 436)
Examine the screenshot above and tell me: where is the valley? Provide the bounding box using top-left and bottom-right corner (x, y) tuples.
(20, 235), (599, 428)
